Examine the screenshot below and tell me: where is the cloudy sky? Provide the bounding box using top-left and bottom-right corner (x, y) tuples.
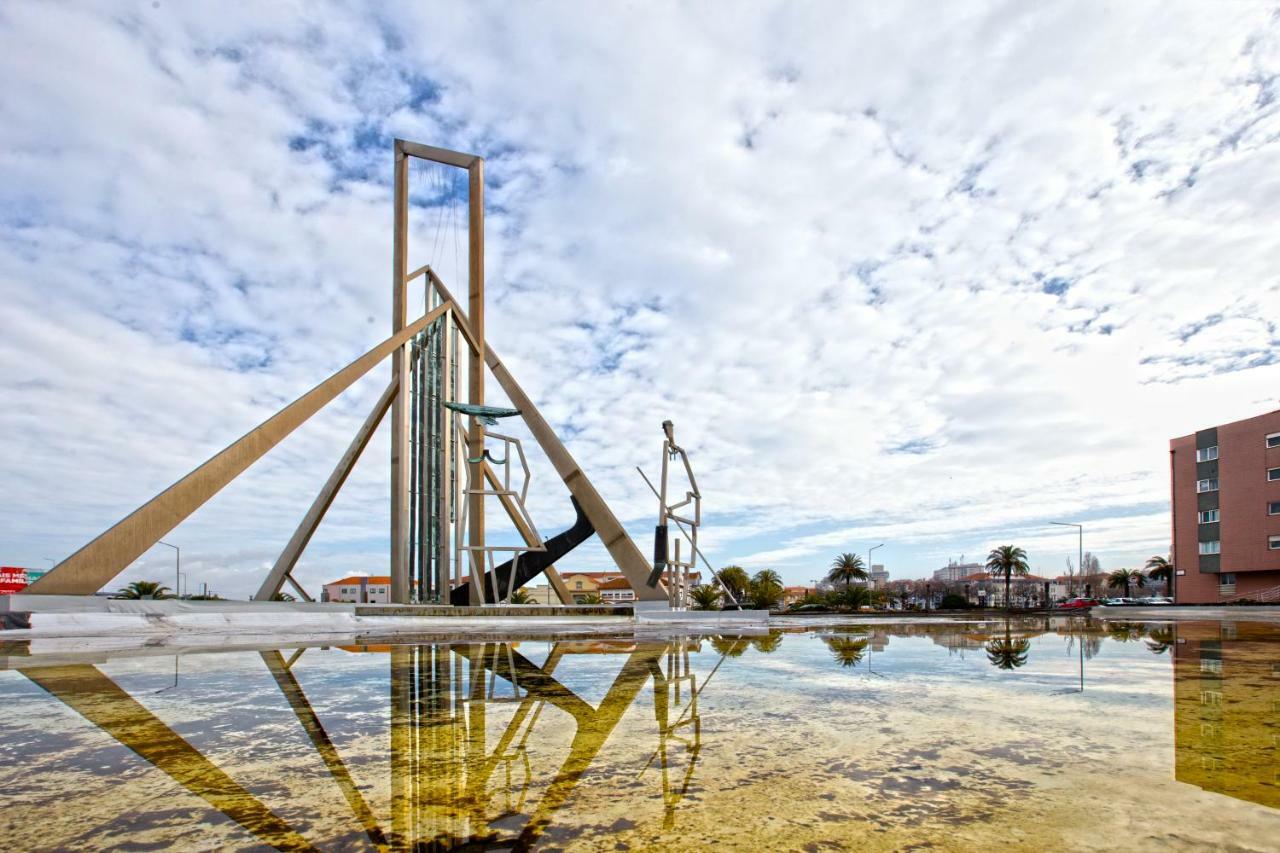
(3, 1), (1279, 597)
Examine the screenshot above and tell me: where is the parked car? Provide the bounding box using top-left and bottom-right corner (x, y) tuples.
(1103, 597), (1131, 606)
(1056, 597), (1101, 609)
(1142, 596), (1173, 605)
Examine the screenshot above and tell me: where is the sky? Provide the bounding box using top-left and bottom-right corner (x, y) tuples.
(2, 1), (1279, 597)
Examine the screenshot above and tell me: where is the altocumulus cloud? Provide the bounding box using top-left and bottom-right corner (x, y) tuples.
(1, 1), (1278, 595)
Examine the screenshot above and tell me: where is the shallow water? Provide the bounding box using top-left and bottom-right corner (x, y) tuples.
(1, 617), (1278, 851)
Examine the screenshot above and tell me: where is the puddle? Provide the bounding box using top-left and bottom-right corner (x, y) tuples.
(2, 618), (1278, 850)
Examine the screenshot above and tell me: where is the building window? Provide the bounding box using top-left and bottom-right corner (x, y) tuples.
(1268, 432), (1280, 448)
(1271, 536), (1280, 551)
(1198, 509), (1219, 524)
(1220, 573), (1236, 585)
(1199, 540), (1221, 555)
(1197, 446), (1219, 462)
(1197, 478), (1219, 493)
(1271, 501), (1280, 516)
(1270, 468), (1280, 482)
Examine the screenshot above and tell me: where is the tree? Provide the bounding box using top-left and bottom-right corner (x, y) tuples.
(580, 593), (602, 604)
(509, 589), (534, 604)
(690, 584), (722, 611)
(838, 585), (872, 609)
(1145, 555), (1174, 596)
(985, 545), (1030, 611)
(716, 566), (750, 601)
(116, 580), (171, 600)
(1106, 569), (1145, 598)
(827, 553), (867, 591)
(750, 569), (784, 610)
(985, 623), (1031, 670)
(825, 635), (870, 668)
(1082, 551), (1101, 575)
(270, 592), (296, 602)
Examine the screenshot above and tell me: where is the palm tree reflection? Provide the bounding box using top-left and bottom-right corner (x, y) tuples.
(985, 623), (1031, 670)
(825, 635), (870, 668)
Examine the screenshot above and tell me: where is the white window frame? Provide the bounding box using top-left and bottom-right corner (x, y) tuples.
(1199, 540), (1221, 555)
(1268, 432), (1280, 449)
(1270, 535), (1280, 551)
(1197, 445), (1219, 462)
(1270, 468), (1280, 482)
(1198, 509), (1219, 524)
(1197, 478), (1219, 493)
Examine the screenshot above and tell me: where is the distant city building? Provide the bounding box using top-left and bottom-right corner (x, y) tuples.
(1171, 409), (1280, 603)
(933, 560), (982, 582)
(783, 585), (815, 605)
(868, 564), (890, 588)
(323, 575), (392, 603)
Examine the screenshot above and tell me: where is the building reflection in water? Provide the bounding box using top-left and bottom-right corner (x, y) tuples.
(1172, 621), (1280, 810)
(17, 636), (715, 851)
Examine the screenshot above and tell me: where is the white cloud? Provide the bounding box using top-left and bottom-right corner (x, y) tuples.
(2, 1), (1279, 595)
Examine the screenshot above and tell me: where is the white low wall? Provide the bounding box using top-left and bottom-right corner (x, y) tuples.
(0, 595), (770, 639)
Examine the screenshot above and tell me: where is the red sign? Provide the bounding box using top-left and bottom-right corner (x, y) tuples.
(0, 567), (32, 595)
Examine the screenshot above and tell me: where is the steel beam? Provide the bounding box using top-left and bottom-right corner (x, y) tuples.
(29, 303), (451, 596)
(390, 143), (411, 604)
(256, 377), (398, 602)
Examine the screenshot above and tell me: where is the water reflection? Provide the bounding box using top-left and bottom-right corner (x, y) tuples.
(1172, 621), (1280, 809)
(5, 619), (1280, 848)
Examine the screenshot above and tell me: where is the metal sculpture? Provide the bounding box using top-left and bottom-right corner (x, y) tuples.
(27, 140), (667, 605)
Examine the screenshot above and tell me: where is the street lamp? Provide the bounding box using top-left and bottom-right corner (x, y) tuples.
(157, 540), (180, 599)
(1050, 521), (1083, 596)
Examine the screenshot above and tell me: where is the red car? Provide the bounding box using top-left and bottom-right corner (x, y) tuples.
(1055, 597), (1101, 609)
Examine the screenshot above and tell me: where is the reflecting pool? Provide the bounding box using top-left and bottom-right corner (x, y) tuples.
(2, 618), (1280, 850)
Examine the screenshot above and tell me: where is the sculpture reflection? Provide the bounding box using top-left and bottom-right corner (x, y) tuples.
(18, 636), (719, 851)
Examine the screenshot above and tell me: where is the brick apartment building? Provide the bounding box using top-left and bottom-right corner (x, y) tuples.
(1171, 409), (1280, 603)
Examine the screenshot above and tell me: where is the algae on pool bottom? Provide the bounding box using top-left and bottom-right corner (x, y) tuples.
(1, 619), (1278, 850)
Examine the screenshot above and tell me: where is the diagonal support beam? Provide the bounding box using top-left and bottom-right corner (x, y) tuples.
(256, 377), (399, 602)
(22, 665), (316, 851)
(261, 651), (388, 850)
(30, 303), (452, 596)
(424, 269), (665, 601)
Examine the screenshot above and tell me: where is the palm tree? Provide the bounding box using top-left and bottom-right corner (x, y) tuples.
(985, 545), (1030, 610)
(689, 584), (722, 611)
(985, 623), (1031, 670)
(827, 553), (867, 591)
(825, 635), (870, 668)
(509, 589), (534, 604)
(116, 580), (171, 600)
(270, 592), (296, 602)
(716, 566), (750, 601)
(751, 569), (784, 610)
(1145, 555), (1174, 597)
(1106, 569), (1145, 599)
(839, 585), (873, 610)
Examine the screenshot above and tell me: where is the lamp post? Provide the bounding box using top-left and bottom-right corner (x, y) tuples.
(1050, 522), (1083, 595)
(157, 540), (180, 599)
(867, 543), (884, 580)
